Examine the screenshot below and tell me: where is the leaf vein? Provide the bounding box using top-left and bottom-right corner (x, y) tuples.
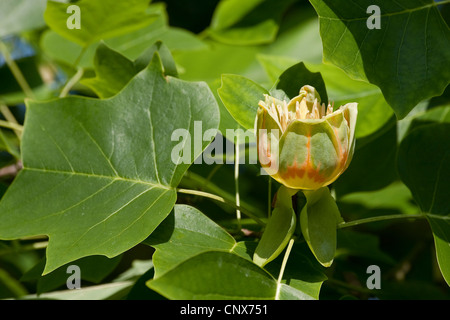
(69, 185), (157, 248)
(76, 120), (120, 177)
(93, 189), (171, 250)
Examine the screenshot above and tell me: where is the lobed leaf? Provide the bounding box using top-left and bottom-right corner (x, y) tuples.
(398, 122), (450, 285)
(147, 251), (315, 300)
(0, 54), (220, 274)
(44, 0), (155, 47)
(144, 205), (239, 278)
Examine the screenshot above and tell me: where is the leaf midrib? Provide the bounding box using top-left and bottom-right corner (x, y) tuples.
(24, 167), (172, 190)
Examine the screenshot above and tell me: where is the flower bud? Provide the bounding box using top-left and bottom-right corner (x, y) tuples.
(255, 85), (357, 190)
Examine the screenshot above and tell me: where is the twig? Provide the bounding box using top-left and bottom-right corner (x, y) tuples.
(59, 67), (84, 98)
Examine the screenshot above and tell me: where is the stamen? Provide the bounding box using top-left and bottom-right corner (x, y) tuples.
(283, 100), (288, 122)
(299, 99), (308, 119)
(312, 99), (320, 119)
(326, 103), (333, 115)
(270, 102), (278, 121)
(281, 112), (287, 131)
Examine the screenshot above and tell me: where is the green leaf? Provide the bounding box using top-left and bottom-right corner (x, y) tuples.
(398, 123), (450, 215)
(146, 204), (323, 299)
(40, 3), (205, 69)
(174, 42), (265, 139)
(276, 61), (328, 104)
(208, 0), (296, 45)
(336, 229), (395, 265)
(306, 63), (393, 140)
(81, 41), (177, 98)
(0, 54), (220, 274)
(403, 104), (450, 139)
(21, 255), (121, 294)
(218, 74), (268, 130)
(300, 187), (342, 267)
(40, 30), (98, 68)
(338, 181), (418, 216)
(334, 119), (398, 197)
(398, 123), (450, 285)
(426, 215), (450, 286)
(147, 251), (315, 300)
(309, 0), (450, 118)
(260, 5), (324, 64)
(22, 281), (134, 300)
(134, 41), (178, 78)
(253, 186), (297, 267)
(44, 0), (155, 47)
(0, 0), (47, 37)
(80, 43), (137, 98)
(144, 204), (241, 278)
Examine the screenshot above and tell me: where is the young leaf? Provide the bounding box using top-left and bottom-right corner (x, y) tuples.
(0, 54), (220, 274)
(80, 43), (137, 98)
(146, 204), (326, 299)
(41, 3), (205, 69)
(276, 61), (328, 104)
(253, 186), (297, 267)
(309, 0), (450, 118)
(147, 251), (315, 300)
(134, 41), (178, 77)
(81, 41), (177, 98)
(300, 187), (342, 267)
(208, 0), (296, 45)
(218, 74), (268, 130)
(44, 0), (155, 47)
(21, 255), (122, 294)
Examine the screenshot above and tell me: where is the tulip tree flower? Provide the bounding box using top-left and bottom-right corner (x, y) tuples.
(255, 85), (357, 190)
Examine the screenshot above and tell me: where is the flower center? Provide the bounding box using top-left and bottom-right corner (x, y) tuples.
(259, 95), (335, 132)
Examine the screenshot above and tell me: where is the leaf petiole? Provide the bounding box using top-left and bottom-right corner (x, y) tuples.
(177, 188), (266, 227)
(59, 67), (84, 98)
(275, 237), (295, 300)
(0, 120), (23, 133)
(338, 213), (426, 229)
